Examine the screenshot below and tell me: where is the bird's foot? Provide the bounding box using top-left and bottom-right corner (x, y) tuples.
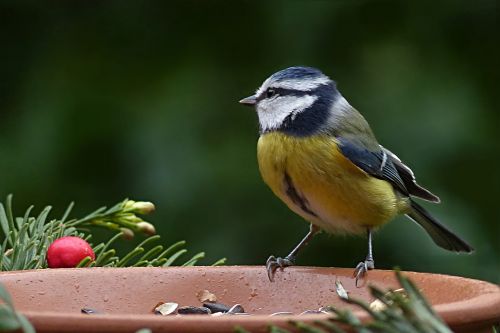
(353, 258), (374, 287)
(266, 255), (294, 282)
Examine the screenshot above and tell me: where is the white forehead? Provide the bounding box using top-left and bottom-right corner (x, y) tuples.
(255, 76), (331, 96)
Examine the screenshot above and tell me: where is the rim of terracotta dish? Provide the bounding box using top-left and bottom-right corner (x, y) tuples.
(2, 266), (499, 332)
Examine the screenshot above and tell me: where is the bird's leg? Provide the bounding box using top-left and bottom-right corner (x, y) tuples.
(353, 228), (375, 287)
(266, 224), (320, 282)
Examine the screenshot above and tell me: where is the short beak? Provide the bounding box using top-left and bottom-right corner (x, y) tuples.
(239, 95), (257, 106)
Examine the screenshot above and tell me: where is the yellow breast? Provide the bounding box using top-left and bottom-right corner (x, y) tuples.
(257, 132), (405, 235)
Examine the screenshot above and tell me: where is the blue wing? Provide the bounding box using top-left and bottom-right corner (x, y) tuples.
(337, 137), (440, 202)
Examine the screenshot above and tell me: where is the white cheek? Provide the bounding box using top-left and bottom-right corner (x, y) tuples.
(257, 95), (318, 132)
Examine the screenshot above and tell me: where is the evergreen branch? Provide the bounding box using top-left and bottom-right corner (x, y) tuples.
(182, 252), (205, 266)
(163, 249), (188, 266)
(0, 195), (224, 271)
(212, 257), (227, 266)
(234, 326), (252, 333)
(0, 283), (35, 333)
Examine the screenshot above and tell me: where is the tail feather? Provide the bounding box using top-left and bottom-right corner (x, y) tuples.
(406, 200), (474, 253)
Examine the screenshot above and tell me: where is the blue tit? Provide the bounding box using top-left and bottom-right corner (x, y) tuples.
(239, 66), (473, 285)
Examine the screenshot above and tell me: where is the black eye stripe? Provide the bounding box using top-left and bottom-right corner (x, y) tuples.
(273, 88), (310, 97)
(257, 87), (311, 101)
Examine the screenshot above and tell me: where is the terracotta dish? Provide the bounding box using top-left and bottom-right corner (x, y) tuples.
(0, 266), (499, 333)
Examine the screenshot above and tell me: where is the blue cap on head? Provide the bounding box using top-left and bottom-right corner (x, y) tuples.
(269, 66), (326, 82)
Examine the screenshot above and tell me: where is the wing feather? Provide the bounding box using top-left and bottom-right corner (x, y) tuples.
(337, 138), (440, 202)
(337, 138), (408, 195)
(381, 146), (440, 203)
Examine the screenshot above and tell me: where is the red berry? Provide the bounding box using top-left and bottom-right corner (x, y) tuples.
(46, 236), (95, 268)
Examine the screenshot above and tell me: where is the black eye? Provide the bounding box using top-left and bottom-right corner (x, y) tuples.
(266, 88), (276, 98)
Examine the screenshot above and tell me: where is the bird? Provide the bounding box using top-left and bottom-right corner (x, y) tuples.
(239, 66), (473, 286)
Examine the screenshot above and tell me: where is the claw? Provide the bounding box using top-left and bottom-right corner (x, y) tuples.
(353, 259), (374, 287)
(266, 256), (278, 282)
(266, 255), (294, 282)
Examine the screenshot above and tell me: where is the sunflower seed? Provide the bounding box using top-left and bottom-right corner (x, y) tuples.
(335, 279), (349, 299)
(177, 306), (211, 315)
(154, 302), (178, 315)
(269, 311), (293, 316)
(203, 302), (231, 313)
(227, 304), (245, 314)
(299, 310), (324, 315)
(319, 306), (335, 314)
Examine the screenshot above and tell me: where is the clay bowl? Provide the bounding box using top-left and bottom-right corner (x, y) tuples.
(0, 266), (499, 333)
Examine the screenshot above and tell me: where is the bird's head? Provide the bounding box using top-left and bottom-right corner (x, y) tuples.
(239, 66), (340, 136)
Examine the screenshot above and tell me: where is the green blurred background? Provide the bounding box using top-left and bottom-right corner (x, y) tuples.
(1, 1), (498, 283)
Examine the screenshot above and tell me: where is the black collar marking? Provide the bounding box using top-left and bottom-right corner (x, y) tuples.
(276, 83), (338, 137)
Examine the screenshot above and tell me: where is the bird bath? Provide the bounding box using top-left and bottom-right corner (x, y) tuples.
(0, 266), (499, 333)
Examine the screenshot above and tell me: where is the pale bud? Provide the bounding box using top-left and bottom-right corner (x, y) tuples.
(136, 222), (156, 235)
(120, 228), (135, 240)
(131, 201), (155, 215)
